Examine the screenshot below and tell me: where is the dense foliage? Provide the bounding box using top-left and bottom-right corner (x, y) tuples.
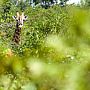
(0, 0), (90, 90)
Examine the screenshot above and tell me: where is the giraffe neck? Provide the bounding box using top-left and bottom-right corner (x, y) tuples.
(12, 23), (22, 44)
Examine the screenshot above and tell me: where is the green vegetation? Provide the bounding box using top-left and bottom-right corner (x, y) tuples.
(0, 0), (90, 90)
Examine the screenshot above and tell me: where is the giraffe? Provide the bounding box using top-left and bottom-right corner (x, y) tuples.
(12, 12), (28, 44)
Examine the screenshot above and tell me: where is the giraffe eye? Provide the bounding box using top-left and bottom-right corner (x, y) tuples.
(16, 19), (19, 22)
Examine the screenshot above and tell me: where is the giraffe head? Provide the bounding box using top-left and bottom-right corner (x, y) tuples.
(13, 12), (28, 28)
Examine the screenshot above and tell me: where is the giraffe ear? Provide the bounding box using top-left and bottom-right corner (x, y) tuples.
(23, 16), (28, 21)
(12, 16), (17, 20)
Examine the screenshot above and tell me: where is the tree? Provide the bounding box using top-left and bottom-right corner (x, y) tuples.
(60, 0), (69, 6)
(84, 0), (90, 7)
